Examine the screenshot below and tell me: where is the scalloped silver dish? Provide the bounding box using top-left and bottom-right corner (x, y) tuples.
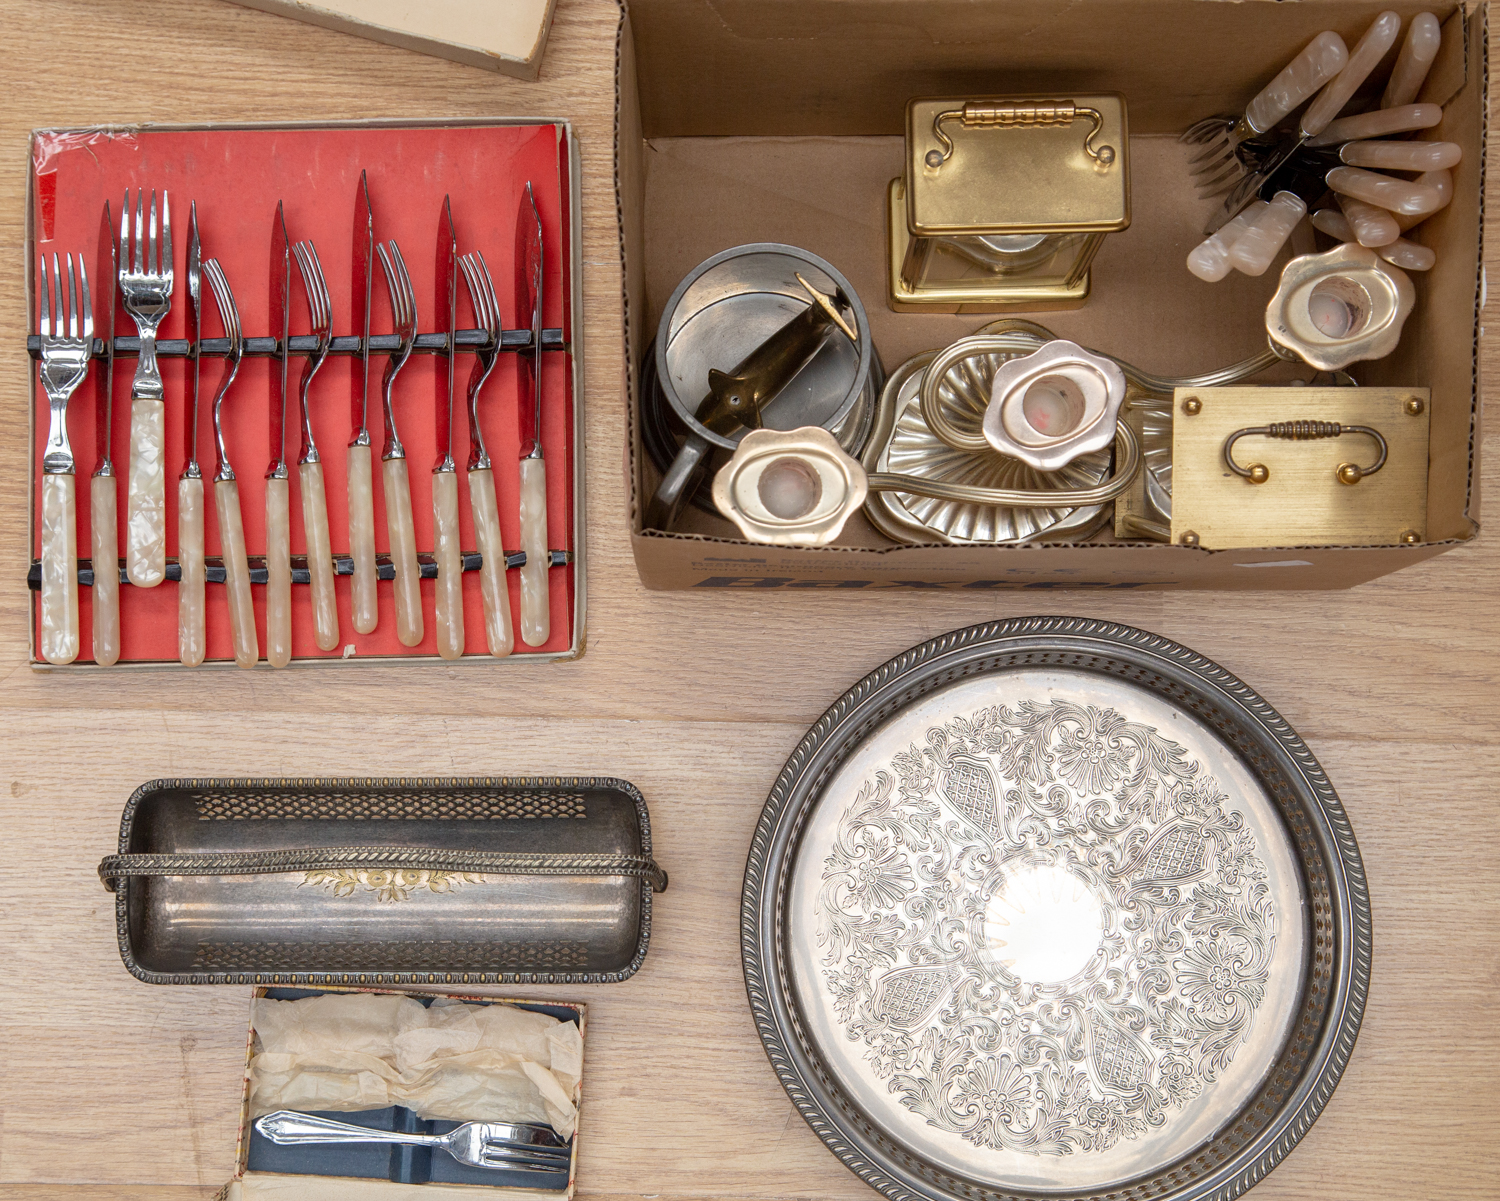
(864, 352), (1113, 545)
(742, 618), (1370, 1201)
(1134, 398), (1174, 521)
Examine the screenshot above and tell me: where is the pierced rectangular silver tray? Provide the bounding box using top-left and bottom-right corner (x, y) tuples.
(104, 776), (665, 986)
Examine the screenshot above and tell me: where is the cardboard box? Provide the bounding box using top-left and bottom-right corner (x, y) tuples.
(618, 0), (1486, 591)
(225, 986), (585, 1200)
(225, 0), (558, 81)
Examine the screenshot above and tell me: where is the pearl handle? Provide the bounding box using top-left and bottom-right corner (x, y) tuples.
(382, 456), (423, 648)
(347, 444), (378, 634)
(1245, 32), (1349, 133)
(468, 467), (513, 657)
(90, 474), (120, 666)
(1383, 12), (1442, 108)
(432, 470), (464, 661)
(215, 478), (258, 669)
(40, 473), (79, 665)
(1302, 11), (1403, 136)
(518, 457), (550, 647)
(125, 397), (166, 587)
(1228, 192), (1307, 276)
(1327, 166), (1443, 216)
(265, 476), (291, 668)
(299, 461), (339, 652)
(177, 476), (205, 666)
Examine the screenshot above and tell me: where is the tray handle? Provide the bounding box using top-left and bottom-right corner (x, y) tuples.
(98, 846), (668, 893)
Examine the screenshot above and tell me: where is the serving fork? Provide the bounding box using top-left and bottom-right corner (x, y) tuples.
(119, 189), (173, 588)
(458, 250), (514, 657)
(35, 252), (93, 665)
(375, 239), (424, 647)
(292, 240), (340, 652)
(203, 258), (258, 669)
(255, 1110), (571, 1177)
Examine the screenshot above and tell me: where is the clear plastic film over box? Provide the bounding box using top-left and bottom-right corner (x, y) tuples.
(615, 0), (1486, 591)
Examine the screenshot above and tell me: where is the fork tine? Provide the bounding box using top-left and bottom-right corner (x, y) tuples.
(293, 241), (311, 306)
(133, 190), (144, 274)
(387, 242), (406, 327)
(375, 241), (397, 314)
(160, 191), (171, 278)
(119, 191), (130, 277)
(54, 253), (66, 339)
(148, 190), (159, 277)
(310, 243), (331, 332)
(37, 253), (50, 337)
(476, 251), (499, 338)
(79, 256), (92, 343)
(481, 1140), (570, 1158)
(477, 258), (495, 337)
(389, 241), (416, 334)
(477, 257), (498, 339)
(66, 253), (78, 340)
(458, 255), (481, 325)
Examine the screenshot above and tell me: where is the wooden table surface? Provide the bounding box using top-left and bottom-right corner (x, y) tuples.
(2, 1), (1496, 1197)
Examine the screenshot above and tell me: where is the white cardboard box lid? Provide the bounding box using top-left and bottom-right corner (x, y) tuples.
(226, 0), (557, 79)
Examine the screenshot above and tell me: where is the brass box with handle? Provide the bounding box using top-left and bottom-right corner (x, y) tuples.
(889, 94), (1130, 312)
(1169, 386), (1430, 549)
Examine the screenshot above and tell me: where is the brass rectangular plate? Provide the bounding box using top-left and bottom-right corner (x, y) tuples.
(1170, 387), (1430, 549)
(886, 179), (1092, 313)
(905, 94), (1129, 235)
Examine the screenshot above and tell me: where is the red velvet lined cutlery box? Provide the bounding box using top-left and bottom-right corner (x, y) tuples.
(27, 118), (583, 666)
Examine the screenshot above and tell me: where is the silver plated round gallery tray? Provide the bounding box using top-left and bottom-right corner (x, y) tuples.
(742, 618), (1370, 1201)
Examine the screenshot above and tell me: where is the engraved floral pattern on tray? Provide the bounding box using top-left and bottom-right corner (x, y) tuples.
(302, 868), (490, 902)
(816, 699), (1275, 1156)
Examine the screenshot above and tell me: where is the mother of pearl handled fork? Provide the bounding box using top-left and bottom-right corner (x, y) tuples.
(119, 189), (172, 588)
(36, 252), (92, 665)
(458, 249), (514, 657)
(92, 200), (120, 665)
(433, 196), (465, 661)
(203, 258), (258, 669)
(178, 202), (206, 667)
(266, 202), (293, 668)
(292, 239), (340, 652)
(375, 239), (424, 647)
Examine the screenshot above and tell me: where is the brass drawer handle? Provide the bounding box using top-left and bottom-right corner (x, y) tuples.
(1224, 420), (1388, 485)
(928, 101), (1115, 168)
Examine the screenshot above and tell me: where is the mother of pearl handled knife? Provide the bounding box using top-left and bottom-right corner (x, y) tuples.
(516, 181), (549, 648)
(433, 195), (465, 661)
(265, 202), (293, 669)
(1208, 11), (1403, 234)
(92, 200), (120, 665)
(348, 170), (379, 635)
(178, 201), (206, 666)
